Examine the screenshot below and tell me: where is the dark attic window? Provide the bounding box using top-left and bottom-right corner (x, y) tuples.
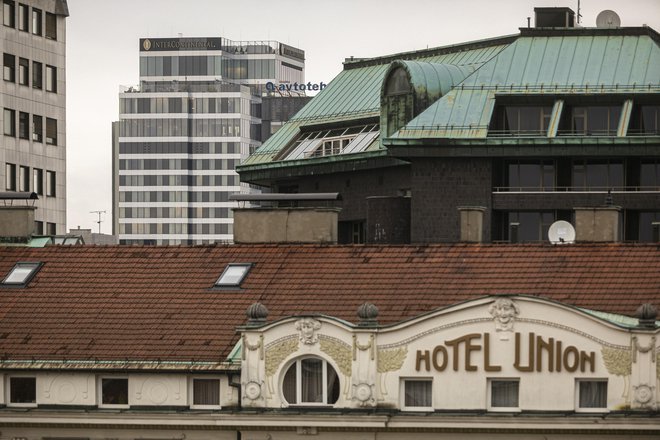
(1, 262), (42, 287)
(214, 263), (252, 288)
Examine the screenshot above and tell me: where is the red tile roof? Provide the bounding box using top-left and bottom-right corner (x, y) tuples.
(0, 243), (658, 363)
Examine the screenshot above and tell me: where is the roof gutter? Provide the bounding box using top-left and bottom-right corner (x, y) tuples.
(0, 359), (240, 372)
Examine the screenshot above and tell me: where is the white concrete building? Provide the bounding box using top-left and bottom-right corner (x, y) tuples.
(1, 0), (68, 236)
(114, 37), (306, 245)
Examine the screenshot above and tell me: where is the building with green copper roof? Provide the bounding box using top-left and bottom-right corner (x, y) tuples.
(238, 8), (660, 245)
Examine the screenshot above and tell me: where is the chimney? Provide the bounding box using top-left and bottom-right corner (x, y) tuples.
(574, 206), (621, 242)
(0, 192), (38, 242)
(230, 193), (341, 244)
(457, 206), (486, 243)
(534, 7), (576, 28)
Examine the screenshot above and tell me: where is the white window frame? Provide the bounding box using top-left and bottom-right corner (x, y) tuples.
(400, 377), (433, 411)
(97, 376), (129, 408)
(281, 357), (339, 407)
(6, 374), (37, 407)
(189, 376), (222, 409)
(575, 378), (609, 413)
(487, 378), (521, 412)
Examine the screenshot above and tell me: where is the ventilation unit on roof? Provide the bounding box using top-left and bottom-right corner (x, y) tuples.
(534, 7), (576, 28)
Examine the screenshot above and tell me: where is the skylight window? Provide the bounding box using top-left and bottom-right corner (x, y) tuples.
(281, 123), (379, 161)
(215, 263), (252, 288)
(2, 262), (42, 286)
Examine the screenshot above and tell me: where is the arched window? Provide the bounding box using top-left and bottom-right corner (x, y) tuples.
(282, 357), (340, 405)
(383, 67), (413, 136)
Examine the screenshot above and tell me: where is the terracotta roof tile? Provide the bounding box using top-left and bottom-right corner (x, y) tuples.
(0, 243), (658, 362)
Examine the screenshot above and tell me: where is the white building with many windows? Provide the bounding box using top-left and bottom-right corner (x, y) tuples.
(114, 37), (306, 244)
(1, 0), (68, 236)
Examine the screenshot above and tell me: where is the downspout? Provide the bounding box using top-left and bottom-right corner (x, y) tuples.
(229, 373), (242, 440)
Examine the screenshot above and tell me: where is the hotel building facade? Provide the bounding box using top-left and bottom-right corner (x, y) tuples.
(114, 37), (306, 244)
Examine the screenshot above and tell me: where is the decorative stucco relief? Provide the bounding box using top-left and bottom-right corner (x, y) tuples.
(377, 346), (408, 396)
(242, 334), (264, 360)
(602, 346), (633, 404)
(489, 298), (520, 338)
(602, 347), (633, 376)
(265, 337), (299, 377)
(319, 335), (352, 398)
(296, 318), (321, 345)
(319, 336), (352, 376)
(633, 384), (656, 410)
(264, 336), (299, 397)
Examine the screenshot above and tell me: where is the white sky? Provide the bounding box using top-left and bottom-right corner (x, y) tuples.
(65, 0), (660, 234)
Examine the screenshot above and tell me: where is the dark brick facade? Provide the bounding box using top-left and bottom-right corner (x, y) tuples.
(409, 158), (492, 243)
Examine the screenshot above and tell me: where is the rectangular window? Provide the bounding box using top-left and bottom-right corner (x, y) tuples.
(31, 7), (40, 35)
(3, 52), (15, 82)
(32, 114), (42, 142)
(46, 169), (55, 196)
(46, 222), (55, 235)
(32, 61), (42, 89)
(19, 165), (28, 191)
(45, 64), (56, 92)
(18, 57), (28, 85)
(3, 0), (14, 27)
(191, 378), (221, 408)
(4, 108), (15, 136)
(18, 111), (28, 139)
(402, 379), (433, 409)
(5, 162), (16, 190)
(489, 379), (520, 410)
(33, 167), (43, 195)
(46, 117), (56, 145)
(490, 105), (552, 136)
(100, 378), (128, 407)
(572, 160), (624, 190)
(17, 2), (26, 31)
(9, 377), (36, 405)
(567, 106), (621, 136)
(45, 11), (55, 39)
(34, 220), (43, 235)
(577, 380), (607, 410)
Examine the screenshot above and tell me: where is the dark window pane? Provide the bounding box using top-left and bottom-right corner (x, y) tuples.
(32, 114), (42, 142)
(102, 378), (128, 405)
(579, 381), (607, 408)
(4, 0), (15, 28)
(32, 61), (42, 89)
(10, 377), (36, 403)
(4, 52), (15, 82)
(18, 57), (28, 85)
(46, 117), (56, 144)
(404, 380), (432, 407)
(31, 7), (40, 35)
(45, 11), (55, 39)
(18, 111), (28, 139)
(282, 362), (297, 404)
(192, 378), (220, 406)
(491, 380), (519, 408)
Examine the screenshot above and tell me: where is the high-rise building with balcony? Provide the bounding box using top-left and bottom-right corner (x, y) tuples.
(1, 0), (68, 236)
(114, 37), (306, 245)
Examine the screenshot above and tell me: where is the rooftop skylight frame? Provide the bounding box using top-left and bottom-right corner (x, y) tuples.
(1, 262), (43, 287)
(214, 263), (253, 289)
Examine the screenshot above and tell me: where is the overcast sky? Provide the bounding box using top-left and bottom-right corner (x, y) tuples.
(65, 0), (660, 234)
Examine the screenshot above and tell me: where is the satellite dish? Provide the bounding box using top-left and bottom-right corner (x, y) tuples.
(548, 220), (576, 244)
(596, 10), (621, 28)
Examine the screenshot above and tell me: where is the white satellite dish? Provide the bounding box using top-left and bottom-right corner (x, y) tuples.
(596, 10), (621, 28)
(548, 220), (576, 244)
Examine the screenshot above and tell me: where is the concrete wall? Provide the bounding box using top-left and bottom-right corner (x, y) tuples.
(0, 206), (35, 238)
(233, 208), (340, 243)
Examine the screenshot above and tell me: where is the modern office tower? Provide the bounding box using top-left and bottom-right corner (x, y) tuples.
(115, 37), (306, 245)
(1, 0), (68, 236)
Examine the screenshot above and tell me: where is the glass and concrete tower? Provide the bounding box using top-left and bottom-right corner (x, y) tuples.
(1, 0), (68, 235)
(115, 37), (305, 245)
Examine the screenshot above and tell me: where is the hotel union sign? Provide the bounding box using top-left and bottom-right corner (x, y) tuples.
(415, 332), (596, 373)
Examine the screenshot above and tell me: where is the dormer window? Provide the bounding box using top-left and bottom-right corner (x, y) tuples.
(562, 105), (621, 136)
(1, 262), (42, 287)
(489, 105), (552, 136)
(383, 67), (413, 137)
(282, 124), (379, 161)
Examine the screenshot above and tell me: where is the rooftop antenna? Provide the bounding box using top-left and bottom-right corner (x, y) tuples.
(90, 210), (106, 234)
(576, 0), (582, 25)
